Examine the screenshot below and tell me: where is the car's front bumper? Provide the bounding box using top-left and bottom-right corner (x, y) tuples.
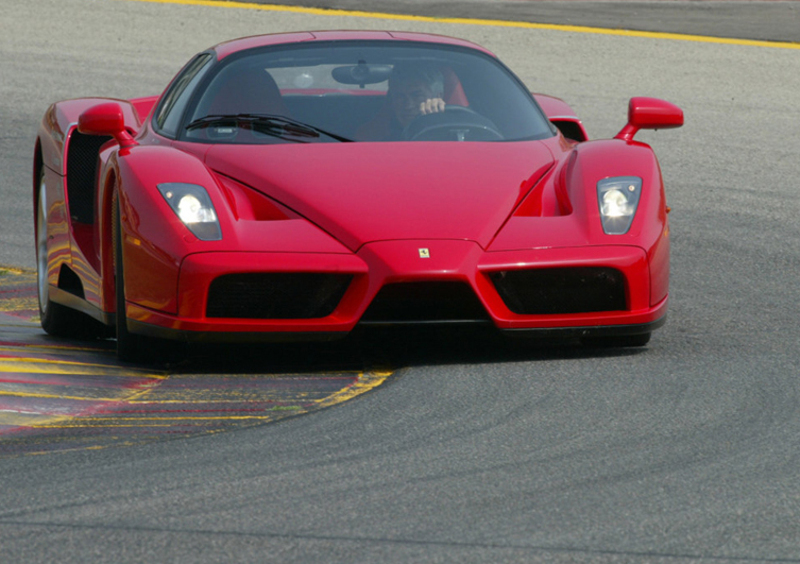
(124, 241), (666, 342)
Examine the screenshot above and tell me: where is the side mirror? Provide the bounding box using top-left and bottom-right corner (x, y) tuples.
(78, 102), (138, 148)
(615, 97), (683, 142)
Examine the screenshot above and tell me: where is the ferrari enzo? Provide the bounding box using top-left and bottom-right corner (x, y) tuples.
(33, 31), (683, 361)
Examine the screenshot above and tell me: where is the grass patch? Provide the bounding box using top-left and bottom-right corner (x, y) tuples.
(0, 267), (25, 277)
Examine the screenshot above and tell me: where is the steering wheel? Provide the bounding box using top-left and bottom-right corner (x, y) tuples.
(403, 105), (503, 142)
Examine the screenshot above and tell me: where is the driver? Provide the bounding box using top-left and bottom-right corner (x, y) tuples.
(356, 64), (446, 141)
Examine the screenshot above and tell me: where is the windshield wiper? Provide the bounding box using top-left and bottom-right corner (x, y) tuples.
(185, 113), (352, 142)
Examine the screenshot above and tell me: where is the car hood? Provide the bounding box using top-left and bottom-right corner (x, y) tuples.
(205, 141), (554, 251)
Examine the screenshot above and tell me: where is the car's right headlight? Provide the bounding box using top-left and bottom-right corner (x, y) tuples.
(158, 182), (222, 241)
(597, 176), (642, 235)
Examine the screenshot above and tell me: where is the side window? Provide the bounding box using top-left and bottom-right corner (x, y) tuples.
(154, 53), (214, 138)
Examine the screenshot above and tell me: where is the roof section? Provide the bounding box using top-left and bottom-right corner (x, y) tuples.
(211, 30), (495, 60)
(387, 31), (494, 55)
(213, 32), (317, 59)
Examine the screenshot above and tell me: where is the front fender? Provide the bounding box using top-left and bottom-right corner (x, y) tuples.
(115, 145), (223, 315)
(564, 139), (670, 305)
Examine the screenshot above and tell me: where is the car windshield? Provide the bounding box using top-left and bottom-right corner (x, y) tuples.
(179, 40), (554, 144)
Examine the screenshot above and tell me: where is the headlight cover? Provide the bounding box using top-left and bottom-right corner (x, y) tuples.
(597, 176), (642, 235)
(158, 183), (222, 241)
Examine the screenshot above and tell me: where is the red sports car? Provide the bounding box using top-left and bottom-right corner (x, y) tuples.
(34, 31), (683, 361)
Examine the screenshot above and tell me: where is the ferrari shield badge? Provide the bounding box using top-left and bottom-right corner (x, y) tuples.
(418, 248), (430, 258)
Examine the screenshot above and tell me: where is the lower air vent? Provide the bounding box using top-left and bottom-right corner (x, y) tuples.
(207, 273), (352, 319)
(489, 267), (626, 314)
(360, 282), (489, 324)
(57, 264), (85, 299)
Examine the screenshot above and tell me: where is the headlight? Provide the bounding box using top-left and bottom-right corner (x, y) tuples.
(597, 176), (642, 235)
(158, 183), (222, 241)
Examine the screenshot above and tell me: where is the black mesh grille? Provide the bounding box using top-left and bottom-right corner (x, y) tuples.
(66, 132), (111, 224)
(489, 267), (626, 314)
(360, 282), (489, 323)
(207, 273), (352, 319)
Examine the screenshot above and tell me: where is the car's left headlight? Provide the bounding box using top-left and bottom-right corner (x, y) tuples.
(158, 183), (222, 241)
(597, 176), (642, 235)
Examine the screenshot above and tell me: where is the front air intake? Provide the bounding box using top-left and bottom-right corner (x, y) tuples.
(207, 273), (352, 319)
(360, 282), (489, 324)
(489, 267), (626, 314)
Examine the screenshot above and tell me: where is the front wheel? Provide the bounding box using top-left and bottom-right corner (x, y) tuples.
(113, 197), (183, 364)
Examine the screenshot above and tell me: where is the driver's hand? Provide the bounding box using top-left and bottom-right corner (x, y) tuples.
(419, 98), (446, 115)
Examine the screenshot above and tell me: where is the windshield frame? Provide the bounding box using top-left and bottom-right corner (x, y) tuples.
(158, 39), (556, 144)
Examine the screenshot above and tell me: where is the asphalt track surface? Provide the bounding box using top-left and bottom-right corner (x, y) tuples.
(235, 0), (800, 43)
(2, 0), (800, 562)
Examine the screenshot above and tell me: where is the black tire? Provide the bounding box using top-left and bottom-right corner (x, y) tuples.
(582, 332), (651, 348)
(112, 197), (153, 362)
(37, 166), (105, 339)
(113, 196), (185, 364)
